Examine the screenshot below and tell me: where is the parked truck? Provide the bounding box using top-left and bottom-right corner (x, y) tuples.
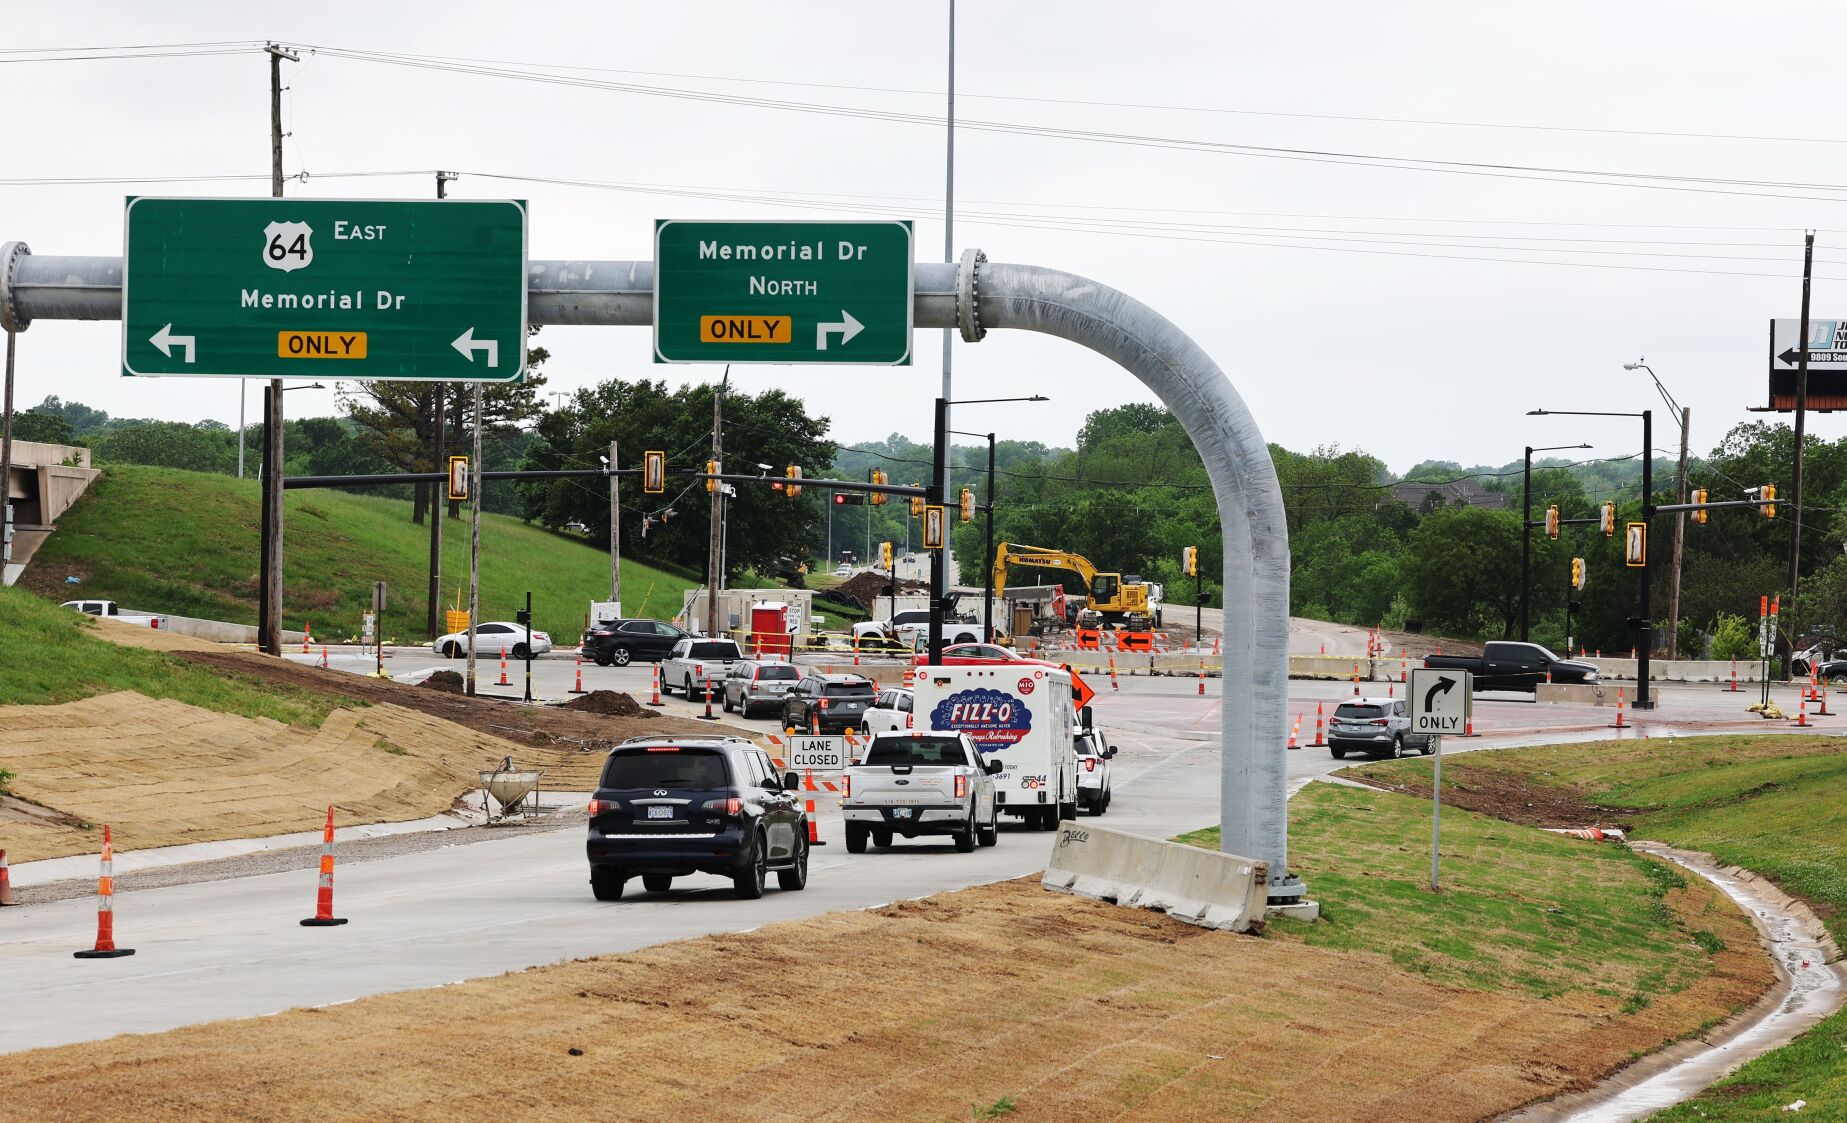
(911, 663), (1078, 830)
(61, 599), (167, 629)
(1423, 641), (1598, 693)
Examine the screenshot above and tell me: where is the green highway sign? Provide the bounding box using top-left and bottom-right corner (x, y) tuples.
(122, 197), (527, 380)
(653, 219), (913, 365)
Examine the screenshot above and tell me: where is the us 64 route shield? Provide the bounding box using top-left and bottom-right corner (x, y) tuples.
(122, 197), (527, 381)
(653, 219), (913, 365)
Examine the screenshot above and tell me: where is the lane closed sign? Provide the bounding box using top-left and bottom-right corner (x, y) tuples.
(1408, 667), (1471, 735)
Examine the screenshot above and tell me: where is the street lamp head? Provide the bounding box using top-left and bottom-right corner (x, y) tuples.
(1527, 409), (1548, 416)
(1027, 395), (1050, 402)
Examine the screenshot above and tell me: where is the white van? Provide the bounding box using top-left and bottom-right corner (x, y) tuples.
(909, 664), (1077, 831)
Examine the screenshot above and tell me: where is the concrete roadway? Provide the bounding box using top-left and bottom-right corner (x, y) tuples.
(3, 657), (1827, 1054)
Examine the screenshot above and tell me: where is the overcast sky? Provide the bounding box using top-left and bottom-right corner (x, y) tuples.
(5, 1), (1845, 474)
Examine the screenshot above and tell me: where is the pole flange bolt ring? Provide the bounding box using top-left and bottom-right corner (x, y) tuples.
(0, 242), (30, 334)
(955, 247), (987, 343)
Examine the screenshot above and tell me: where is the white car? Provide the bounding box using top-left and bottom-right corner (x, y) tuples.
(433, 621), (552, 659)
(1074, 728), (1115, 814)
(834, 564), (852, 577)
(863, 687), (914, 734)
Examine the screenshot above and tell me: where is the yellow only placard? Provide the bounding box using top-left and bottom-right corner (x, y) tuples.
(698, 316), (792, 344)
(278, 331), (368, 359)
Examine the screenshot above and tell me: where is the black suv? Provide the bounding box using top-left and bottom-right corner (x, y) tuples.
(580, 618), (688, 667)
(781, 673), (877, 734)
(585, 737), (809, 901)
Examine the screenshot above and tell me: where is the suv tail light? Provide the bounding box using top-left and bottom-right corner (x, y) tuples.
(819, 697), (830, 711)
(954, 774), (968, 799)
(752, 667), (762, 684)
(587, 798), (609, 815)
(906, 712), (913, 729)
(1084, 758), (1096, 772)
(1370, 719), (1389, 727)
(841, 774), (851, 797)
(701, 796), (744, 815)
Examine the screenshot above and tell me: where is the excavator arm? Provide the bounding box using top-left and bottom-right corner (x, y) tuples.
(992, 542), (1100, 604)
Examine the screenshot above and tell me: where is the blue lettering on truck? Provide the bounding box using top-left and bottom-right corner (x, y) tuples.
(931, 688), (1033, 750)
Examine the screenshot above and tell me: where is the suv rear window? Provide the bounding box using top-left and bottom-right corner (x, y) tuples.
(755, 664), (799, 681)
(864, 737), (970, 767)
(823, 681), (872, 696)
(688, 642), (739, 659)
(1335, 705), (1383, 719)
(1074, 734), (1101, 757)
(600, 748), (730, 790)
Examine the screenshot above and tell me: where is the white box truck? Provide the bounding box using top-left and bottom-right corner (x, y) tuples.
(911, 664), (1077, 831)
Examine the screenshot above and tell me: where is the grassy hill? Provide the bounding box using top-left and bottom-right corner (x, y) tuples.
(21, 465), (697, 642)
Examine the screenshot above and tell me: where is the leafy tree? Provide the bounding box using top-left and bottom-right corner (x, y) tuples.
(1404, 506), (1523, 636)
(12, 409), (73, 444)
(28, 396), (109, 436)
(1708, 612), (1756, 661)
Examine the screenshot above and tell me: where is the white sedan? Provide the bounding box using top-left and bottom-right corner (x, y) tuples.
(432, 621), (552, 659)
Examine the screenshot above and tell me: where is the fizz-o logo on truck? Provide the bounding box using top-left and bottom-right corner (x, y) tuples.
(931, 688), (1034, 750)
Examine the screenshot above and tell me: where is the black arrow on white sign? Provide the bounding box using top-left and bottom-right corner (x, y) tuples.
(1423, 675), (1456, 713)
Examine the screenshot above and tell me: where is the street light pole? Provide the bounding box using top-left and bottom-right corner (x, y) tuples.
(1520, 442), (1591, 642)
(1626, 360), (1689, 659)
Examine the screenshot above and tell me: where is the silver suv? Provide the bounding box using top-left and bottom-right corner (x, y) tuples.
(1328, 697), (1433, 760)
(722, 660), (801, 718)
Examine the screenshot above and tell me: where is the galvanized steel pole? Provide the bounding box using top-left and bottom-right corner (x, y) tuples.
(0, 250), (1301, 901)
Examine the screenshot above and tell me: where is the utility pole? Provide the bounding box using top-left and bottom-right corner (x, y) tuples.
(609, 440), (621, 609)
(984, 432), (996, 641)
(927, 397), (948, 663)
(258, 43), (298, 658)
(427, 383), (444, 639)
(1787, 232), (1816, 665)
(236, 382), (246, 478)
(466, 382), (483, 695)
(705, 372), (726, 636)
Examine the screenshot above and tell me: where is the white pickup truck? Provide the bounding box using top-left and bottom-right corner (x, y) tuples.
(841, 731), (1001, 853)
(662, 637), (745, 699)
(61, 599), (167, 629)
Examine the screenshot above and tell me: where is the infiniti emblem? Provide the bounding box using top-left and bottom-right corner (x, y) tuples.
(653, 789), (668, 796)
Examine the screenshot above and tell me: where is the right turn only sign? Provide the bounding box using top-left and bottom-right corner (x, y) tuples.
(1408, 667), (1471, 735)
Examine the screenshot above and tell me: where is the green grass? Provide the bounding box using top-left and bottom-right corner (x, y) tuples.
(0, 584), (344, 726)
(1341, 737), (1847, 1121)
(24, 464), (698, 642)
(1181, 783), (1717, 1003)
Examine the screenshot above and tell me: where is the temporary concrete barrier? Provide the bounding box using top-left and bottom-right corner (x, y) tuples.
(121, 611), (308, 645)
(1535, 683), (1607, 705)
(1042, 822), (1268, 933)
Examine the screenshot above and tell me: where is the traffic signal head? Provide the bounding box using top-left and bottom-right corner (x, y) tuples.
(1762, 484), (1777, 519)
(869, 469), (887, 505)
(1545, 505), (1560, 540)
(785, 464), (802, 499)
(642, 450), (666, 494)
(1571, 557), (1585, 590)
(1182, 545), (1198, 576)
(1600, 502), (1616, 537)
(880, 541), (893, 570)
(1691, 488), (1708, 524)
(910, 489), (924, 518)
(705, 459), (719, 493)
(959, 488), (974, 523)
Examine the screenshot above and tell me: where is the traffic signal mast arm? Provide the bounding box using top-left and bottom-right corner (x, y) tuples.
(282, 465), (928, 501)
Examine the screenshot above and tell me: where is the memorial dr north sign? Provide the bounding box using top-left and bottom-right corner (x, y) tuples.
(122, 197), (527, 380)
(653, 219), (913, 365)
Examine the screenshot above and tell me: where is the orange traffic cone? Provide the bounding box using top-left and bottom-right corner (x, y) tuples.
(73, 825), (134, 958)
(1388, 681), (1395, 698)
(1611, 687), (1628, 730)
(496, 646), (510, 687)
(649, 664), (663, 706)
(1197, 663), (1206, 695)
(1400, 659), (1408, 683)
(569, 657), (586, 695)
(699, 680), (717, 721)
(318, 645), (329, 670)
(1352, 665), (1360, 696)
(0, 848), (15, 906)
(302, 623), (312, 655)
(804, 798), (826, 846)
(1108, 653), (1119, 691)
(1312, 702), (1326, 747)
(1287, 713), (1301, 750)
(1795, 693), (1810, 728)
(301, 805), (348, 927)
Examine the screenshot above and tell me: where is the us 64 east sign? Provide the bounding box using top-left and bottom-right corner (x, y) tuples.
(653, 219), (913, 365)
(122, 197), (527, 380)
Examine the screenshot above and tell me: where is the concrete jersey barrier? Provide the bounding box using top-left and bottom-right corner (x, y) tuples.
(1042, 822), (1268, 933)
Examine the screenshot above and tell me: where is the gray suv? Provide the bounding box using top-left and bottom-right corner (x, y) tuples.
(1328, 697), (1432, 760)
(722, 660), (801, 718)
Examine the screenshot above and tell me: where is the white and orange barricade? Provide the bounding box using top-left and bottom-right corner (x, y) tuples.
(73, 825), (134, 958)
(301, 805), (348, 927)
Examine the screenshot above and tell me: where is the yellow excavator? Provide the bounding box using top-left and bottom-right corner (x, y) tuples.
(992, 543), (1156, 630)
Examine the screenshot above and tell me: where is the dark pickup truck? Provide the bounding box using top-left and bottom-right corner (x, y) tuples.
(1423, 641), (1599, 693)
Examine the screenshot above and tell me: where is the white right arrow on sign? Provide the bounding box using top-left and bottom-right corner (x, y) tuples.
(816, 310), (864, 351)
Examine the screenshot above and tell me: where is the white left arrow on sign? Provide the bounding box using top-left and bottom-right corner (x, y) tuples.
(149, 323), (196, 363)
(451, 327), (499, 368)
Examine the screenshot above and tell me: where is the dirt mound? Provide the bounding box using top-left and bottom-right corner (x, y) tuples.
(559, 690), (652, 718)
(834, 569), (928, 610)
(1343, 759), (1641, 829)
(421, 670), (465, 694)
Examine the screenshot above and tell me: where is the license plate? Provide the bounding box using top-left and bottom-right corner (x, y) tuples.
(891, 808), (912, 818)
(646, 805), (672, 820)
